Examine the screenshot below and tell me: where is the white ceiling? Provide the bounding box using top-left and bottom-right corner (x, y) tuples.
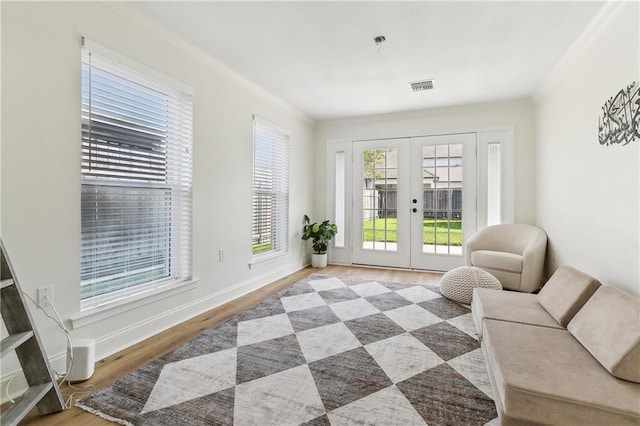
(131, 1), (604, 120)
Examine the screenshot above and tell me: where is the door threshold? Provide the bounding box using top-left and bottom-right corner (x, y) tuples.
(349, 263), (444, 274)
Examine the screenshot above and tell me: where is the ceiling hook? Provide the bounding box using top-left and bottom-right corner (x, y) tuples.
(374, 35), (386, 52)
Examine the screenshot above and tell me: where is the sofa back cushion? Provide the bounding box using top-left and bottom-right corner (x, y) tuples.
(537, 265), (601, 327)
(568, 286), (640, 383)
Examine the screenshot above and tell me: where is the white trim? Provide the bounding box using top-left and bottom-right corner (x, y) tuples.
(534, 1), (629, 102)
(251, 116), (290, 260)
(325, 126), (516, 268)
(326, 139), (353, 265)
(317, 99), (532, 132)
(80, 43), (193, 310)
(94, 1), (313, 125)
(409, 133), (477, 271)
(351, 138), (413, 269)
(2, 261), (306, 405)
(248, 251), (288, 269)
(477, 127), (515, 229)
(71, 279), (199, 329)
(253, 115), (291, 137)
(91, 261), (304, 362)
(82, 37), (193, 95)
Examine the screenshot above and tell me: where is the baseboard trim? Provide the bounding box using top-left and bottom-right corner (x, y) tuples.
(1, 260), (306, 404)
(93, 260), (306, 362)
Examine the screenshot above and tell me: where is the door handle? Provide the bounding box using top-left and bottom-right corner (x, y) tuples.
(412, 208), (417, 213)
(412, 199), (417, 204)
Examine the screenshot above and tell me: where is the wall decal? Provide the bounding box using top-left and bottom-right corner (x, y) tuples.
(598, 81), (639, 146)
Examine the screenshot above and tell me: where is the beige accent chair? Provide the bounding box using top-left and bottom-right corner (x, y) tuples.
(464, 223), (547, 293)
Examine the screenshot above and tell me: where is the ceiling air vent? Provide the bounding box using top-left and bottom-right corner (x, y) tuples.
(410, 80), (434, 92)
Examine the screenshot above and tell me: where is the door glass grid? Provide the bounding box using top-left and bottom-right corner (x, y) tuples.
(362, 148), (397, 251)
(422, 144), (463, 255)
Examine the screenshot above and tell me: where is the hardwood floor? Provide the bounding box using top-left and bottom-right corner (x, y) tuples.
(12, 265), (442, 425)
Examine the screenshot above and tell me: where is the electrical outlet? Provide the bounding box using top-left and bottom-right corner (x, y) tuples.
(37, 286), (53, 308)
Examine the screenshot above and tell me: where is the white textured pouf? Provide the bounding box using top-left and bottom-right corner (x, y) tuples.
(440, 266), (502, 304)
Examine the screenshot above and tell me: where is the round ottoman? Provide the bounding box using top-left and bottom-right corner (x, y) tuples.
(440, 266), (502, 304)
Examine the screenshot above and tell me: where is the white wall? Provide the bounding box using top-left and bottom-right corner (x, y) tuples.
(315, 99), (536, 224)
(1, 1), (314, 397)
(534, 2), (639, 295)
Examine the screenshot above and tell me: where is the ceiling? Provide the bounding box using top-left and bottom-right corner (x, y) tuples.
(131, 1), (604, 120)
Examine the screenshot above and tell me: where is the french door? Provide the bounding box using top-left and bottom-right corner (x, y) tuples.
(352, 134), (476, 271)
(352, 139), (410, 268)
(410, 134), (477, 270)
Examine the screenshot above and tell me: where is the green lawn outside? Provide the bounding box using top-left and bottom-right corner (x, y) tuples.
(252, 242), (272, 254)
(363, 218), (462, 246)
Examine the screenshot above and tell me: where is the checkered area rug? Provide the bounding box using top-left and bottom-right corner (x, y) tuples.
(77, 274), (498, 425)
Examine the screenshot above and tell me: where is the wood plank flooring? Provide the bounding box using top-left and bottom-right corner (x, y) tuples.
(10, 265), (442, 425)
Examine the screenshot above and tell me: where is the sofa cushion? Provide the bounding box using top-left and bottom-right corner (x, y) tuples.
(471, 250), (522, 273)
(471, 287), (562, 340)
(482, 319), (640, 425)
(568, 286), (640, 383)
(537, 265), (601, 327)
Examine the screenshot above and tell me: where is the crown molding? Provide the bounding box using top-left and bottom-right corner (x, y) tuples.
(318, 97), (533, 127)
(95, 2), (315, 125)
(533, 1), (631, 103)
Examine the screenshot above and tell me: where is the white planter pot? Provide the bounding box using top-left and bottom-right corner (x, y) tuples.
(311, 253), (328, 268)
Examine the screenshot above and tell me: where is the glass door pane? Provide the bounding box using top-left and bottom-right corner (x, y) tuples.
(421, 144), (463, 255)
(411, 134), (476, 271)
(352, 139), (410, 269)
(362, 148), (398, 251)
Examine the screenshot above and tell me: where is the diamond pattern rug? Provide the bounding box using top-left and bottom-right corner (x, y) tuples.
(77, 274), (498, 425)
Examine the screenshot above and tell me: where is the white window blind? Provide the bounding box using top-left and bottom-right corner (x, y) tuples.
(81, 39), (193, 310)
(252, 116), (289, 257)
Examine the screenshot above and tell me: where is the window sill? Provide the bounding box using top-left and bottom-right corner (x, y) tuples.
(248, 251), (288, 269)
(70, 278), (199, 330)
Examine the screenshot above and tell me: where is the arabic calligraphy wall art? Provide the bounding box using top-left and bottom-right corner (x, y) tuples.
(598, 81), (639, 146)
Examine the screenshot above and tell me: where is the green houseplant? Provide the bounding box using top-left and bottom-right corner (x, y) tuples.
(302, 215), (338, 267)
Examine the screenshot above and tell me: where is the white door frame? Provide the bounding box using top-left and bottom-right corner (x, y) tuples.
(409, 133), (477, 271)
(351, 138), (411, 268)
(326, 127), (515, 270)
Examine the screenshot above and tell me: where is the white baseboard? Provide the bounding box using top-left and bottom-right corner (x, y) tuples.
(0, 260), (306, 404)
(93, 260), (306, 361)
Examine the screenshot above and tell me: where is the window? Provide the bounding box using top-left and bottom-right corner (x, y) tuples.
(334, 151), (346, 248)
(252, 116), (289, 257)
(81, 39), (193, 310)
(477, 128), (514, 228)
(486, 142), (502, 225)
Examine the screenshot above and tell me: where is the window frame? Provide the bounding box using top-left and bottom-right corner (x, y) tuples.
(80, 38), (193, 311)
(251, 116), (290, 261)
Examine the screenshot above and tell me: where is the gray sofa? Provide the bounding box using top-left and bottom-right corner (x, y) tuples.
(472, 265), (640, 425)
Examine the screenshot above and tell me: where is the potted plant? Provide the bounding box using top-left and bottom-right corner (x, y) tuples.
(302, 214), (338, 268)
